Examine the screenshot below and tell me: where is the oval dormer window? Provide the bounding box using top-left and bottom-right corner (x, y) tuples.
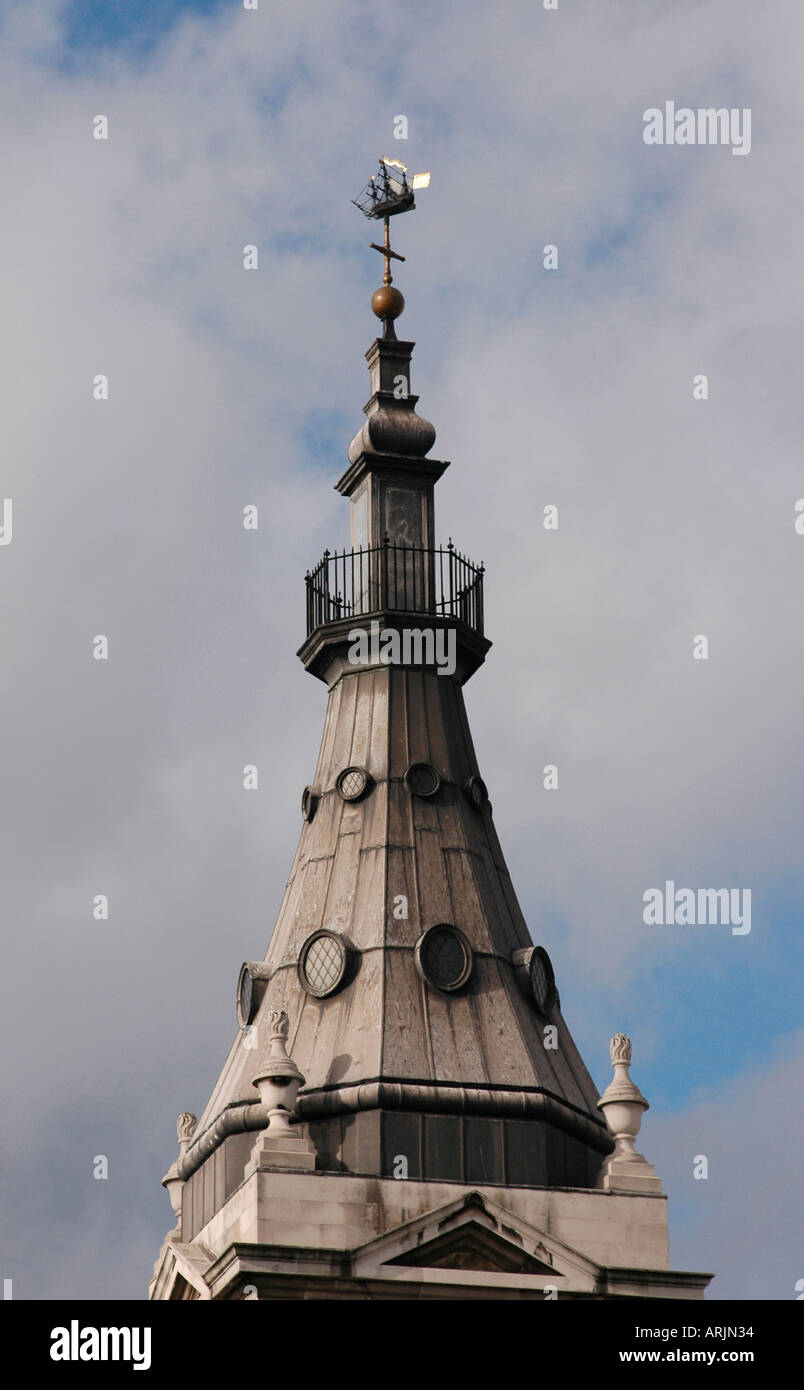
(414, 925), (473, 992)
(404, 762), (441, 798)
(336, 766), (371, 802)
(298, 930), (350, 999)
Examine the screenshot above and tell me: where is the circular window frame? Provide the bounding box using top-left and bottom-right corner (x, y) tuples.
(336, 766), (372, 803)
(301, 785), (319, 822)
(236, 960), (272, 1027)
(529, 946), (556, 1014)
(404, 762), (441, 799)
(512, 945), (556, 1015)
(414, 924), (474, 993)
(463, 774), (488, 811)
(297, 929), (351, 999)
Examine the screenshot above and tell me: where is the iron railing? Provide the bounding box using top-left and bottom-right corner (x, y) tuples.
(305, 538), (484, 638)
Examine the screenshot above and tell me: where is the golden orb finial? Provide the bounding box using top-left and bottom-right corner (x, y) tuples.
(371, 285), (405, 322)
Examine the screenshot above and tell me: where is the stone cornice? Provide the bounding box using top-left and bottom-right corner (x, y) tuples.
(335, 451), (449, 497)
(297, 610), (491, 685)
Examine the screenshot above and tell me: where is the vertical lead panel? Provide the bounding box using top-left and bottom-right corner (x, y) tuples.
(505, 1118), (548, 1187)
(341, 1110), (381, 1174)
(464, 1115), (504, 1185)
(423, 1114), (462, 1182)
(382, 1112), (421, 1179)
(308, 1117), (343, 1172)
(545, 1125), (568, 1186)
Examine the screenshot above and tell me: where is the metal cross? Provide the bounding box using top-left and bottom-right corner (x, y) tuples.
(369, 217), (406, 286)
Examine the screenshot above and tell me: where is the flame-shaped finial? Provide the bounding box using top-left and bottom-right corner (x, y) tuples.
(177, 1112), (197, 1147)
(268, 1009), (289, 1041)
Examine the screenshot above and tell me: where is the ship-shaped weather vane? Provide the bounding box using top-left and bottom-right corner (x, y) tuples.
(353, 157), (431, 335)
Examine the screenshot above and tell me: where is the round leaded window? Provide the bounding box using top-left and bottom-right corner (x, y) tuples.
(301, 785), (319, 822)
(404, 762), (441, 798)
(414, 925), (473, 992)
(463, 774), (488, 811)
(238, 966), (253, 1024)
(236, 961), (272, 1027)
(336, 766), (371, 802)
(298, 930), (348, 998)
(529, 947), (556, 1014)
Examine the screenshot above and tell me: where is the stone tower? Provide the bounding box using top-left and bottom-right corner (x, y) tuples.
(150, 232), (711, 1300)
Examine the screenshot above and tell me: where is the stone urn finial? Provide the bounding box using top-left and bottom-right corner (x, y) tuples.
(596, 1034), (662, 1193)
(251, 1010), (306, 1133)
(598, 1034), (648, 1156)
(244, 1011), (316, 1177)
(161, 1111), (197, 1226)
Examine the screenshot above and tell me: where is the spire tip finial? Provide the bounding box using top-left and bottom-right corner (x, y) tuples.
(371, 283), (405, 326)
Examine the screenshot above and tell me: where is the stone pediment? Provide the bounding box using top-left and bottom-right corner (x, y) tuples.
(384, 1219), (555, 1275)
(351, 1190), (598, 1290)
(149, 1238), (214, 1302)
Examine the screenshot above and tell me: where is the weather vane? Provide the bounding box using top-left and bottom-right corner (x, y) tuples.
(353, 158), (430, 335)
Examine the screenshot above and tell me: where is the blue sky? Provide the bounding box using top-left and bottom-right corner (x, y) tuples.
(0, 0), (801, 1303)
(60, 0), (230, 62)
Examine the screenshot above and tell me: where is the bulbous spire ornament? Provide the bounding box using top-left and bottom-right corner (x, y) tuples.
(345, 284), (437, 463)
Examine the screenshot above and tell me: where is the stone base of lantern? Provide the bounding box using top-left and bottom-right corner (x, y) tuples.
(244, 1121), (316, 1177)
(598, 1153), (662, 1195)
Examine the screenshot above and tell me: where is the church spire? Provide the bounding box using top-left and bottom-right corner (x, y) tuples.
(174, 240), (612, 1197)
(149, 169), (712, 1302)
